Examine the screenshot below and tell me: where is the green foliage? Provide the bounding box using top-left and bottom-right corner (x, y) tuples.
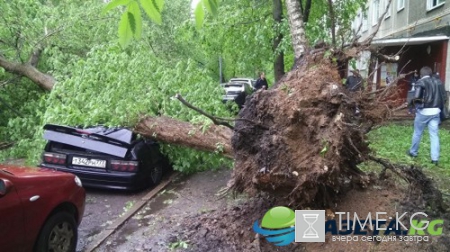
(368, 123), (450, 195)
(194, 1), (206, 29)
(168, 239), (189, 250)
(139, 0), (164, 24)
(303, 0), (366, 46)
(0, 0), (369, 174)
(368, 124), (450, 167)
(104, 0), (220, 46)
(39, 42), (233, 170)
(0, 0), (233, 172)
(103, 0), (171, 47)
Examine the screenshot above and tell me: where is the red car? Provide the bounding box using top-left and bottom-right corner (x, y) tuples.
(0, 164), (85, 252)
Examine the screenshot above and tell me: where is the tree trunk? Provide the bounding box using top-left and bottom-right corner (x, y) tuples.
(273, 0), (285, 82)
(0, 55), (55, 90)
(285, 0), (307, 60)
(134, 116), (234, 158)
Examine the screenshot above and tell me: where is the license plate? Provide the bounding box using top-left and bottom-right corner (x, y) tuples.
(72, 157), (106, 168)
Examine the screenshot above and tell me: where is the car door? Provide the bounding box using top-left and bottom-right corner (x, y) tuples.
(0, 175), (26, 252)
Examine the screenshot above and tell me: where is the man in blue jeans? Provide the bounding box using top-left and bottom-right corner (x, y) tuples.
(407, 66), (447, 165)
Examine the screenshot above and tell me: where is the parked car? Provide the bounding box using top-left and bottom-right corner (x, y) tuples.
(0, 164), (85, 252)
(39, 124), (171, 191)
(229, 78), (257, 89)
(221, 80), (255, 109)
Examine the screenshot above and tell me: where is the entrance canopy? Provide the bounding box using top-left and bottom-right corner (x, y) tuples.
(371, 35), (449, 46)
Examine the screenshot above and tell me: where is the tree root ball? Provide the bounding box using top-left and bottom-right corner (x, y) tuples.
(230, 56), (373, 207)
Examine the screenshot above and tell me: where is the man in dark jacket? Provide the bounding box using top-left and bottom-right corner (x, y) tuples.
(345, 69), (363, 115)
(254, 72), (268, 90)
(345, 70), (363, 91)
(407, 66), (447, 165)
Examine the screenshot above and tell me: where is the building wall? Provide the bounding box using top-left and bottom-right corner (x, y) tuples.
(358, 0), (450, 40)
(354, 0), (450, 99)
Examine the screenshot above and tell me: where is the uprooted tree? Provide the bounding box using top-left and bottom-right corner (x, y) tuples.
(136, 0), (443, 208)
(1, 0), (445, 210)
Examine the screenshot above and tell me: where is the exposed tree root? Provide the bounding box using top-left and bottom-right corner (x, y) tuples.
(369, 155), (447, 214)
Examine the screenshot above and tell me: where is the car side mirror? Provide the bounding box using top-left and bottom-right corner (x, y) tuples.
(0, 179), (13, 197)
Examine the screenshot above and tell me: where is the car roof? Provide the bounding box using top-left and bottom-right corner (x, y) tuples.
(230, 78), (254, 81)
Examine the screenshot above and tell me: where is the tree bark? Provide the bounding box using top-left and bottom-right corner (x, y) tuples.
(286, 0), (307, 60)
(0, 55), (54, 90)
(134, 116), (234, 158)
(273, 0), (285, 82)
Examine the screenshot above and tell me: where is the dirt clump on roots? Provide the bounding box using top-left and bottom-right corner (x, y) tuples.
(230, 56), (388, 207)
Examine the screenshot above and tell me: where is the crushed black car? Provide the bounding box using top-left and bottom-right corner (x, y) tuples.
(39, 124), (171, 191)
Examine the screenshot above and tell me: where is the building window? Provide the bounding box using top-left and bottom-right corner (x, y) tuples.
(397, 0), (405, 11)
(372, 0), (380, 26)
(427, 0), (445, 10)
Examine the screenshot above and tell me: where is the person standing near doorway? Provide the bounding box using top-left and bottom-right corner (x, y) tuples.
(407, 66), (446, 165)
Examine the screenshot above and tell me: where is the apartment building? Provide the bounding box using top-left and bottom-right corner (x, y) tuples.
(353, 0), (449, 104)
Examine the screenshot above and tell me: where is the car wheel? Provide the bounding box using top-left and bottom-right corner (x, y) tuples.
(150, 162), (163, 185)
(35, 211), (77, 252)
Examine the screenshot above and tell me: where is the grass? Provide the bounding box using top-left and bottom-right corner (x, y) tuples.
(367, 122), (450, 195)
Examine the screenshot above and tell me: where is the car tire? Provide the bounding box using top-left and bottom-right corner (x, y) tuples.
(35, 211), (77, 252)
(149, 162), (164, 186)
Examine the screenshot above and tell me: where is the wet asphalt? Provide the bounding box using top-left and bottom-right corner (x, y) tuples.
(77, 186), (155, 252)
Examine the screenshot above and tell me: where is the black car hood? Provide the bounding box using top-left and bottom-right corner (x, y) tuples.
(43, 124), (135, 158)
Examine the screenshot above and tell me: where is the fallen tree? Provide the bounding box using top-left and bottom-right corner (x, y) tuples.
(7, 0), (446, 210)
(132, 0), (435, 207)
(134, 53), (393, 207)
(131, 2), (412, 207)
(134, 115), (234, 158)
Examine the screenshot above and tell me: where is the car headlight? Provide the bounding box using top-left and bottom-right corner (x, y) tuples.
(74, 176), (83, 187)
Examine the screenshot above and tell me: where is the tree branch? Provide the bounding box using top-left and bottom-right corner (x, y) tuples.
(175, 94), (234, 130)
(174, 94), (268, 130)
(360, 0), (392, 46)
(0, 55), (55, 90)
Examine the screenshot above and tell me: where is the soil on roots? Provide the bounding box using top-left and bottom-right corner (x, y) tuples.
(230, 56), (386, 207)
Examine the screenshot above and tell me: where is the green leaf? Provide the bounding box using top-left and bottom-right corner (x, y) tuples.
(128, 1), (142, 39)
(203, 0), (218, 15)
(118, 11), (134, 48)
(139, 0), (162, 24)
(102, 0), (131, 14)
(194, 2), (205, 29)
(153, 0), (164, 12)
